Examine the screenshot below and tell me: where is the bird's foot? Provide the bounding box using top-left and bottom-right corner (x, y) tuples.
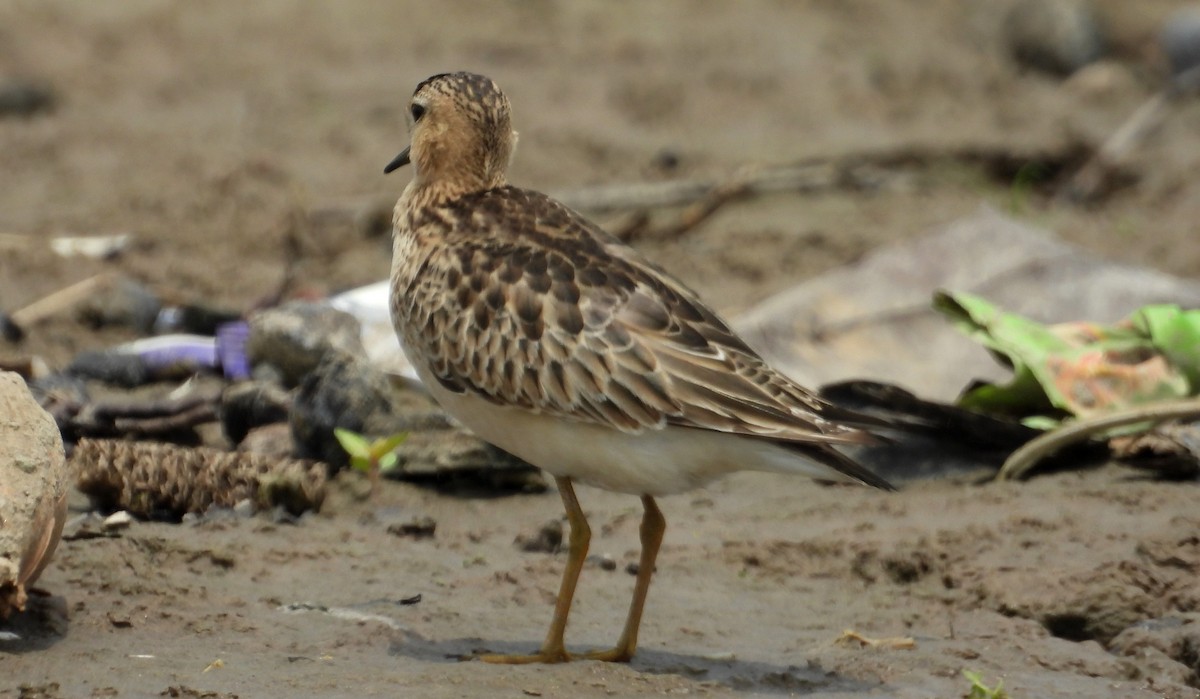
(476, 648), (572, 664)
(474, 644), (634, 664)
(579, 644), (634, 663)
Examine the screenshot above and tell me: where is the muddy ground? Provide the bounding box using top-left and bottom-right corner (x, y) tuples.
(3, 2), (1200, 697)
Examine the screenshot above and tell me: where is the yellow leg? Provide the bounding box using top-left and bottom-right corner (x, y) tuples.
(479, 476), (590, 664)
(583, 495), (665, 663)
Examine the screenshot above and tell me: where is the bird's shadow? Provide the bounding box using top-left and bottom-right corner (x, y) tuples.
(0, 592), (70, 654)
(388, 631), (877, 694)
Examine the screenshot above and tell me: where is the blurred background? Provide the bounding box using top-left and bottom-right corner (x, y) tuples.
(4, 4), (1200, 696)
(1, 0), (1198, 360)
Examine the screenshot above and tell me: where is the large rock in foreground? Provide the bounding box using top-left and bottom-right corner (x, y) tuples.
(0, 371), (69, 618)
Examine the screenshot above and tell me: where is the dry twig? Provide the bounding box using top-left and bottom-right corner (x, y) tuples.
(9, 273), (118, 327)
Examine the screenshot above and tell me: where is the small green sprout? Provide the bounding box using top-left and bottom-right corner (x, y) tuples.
(1008, 161), (1047, 216)
(963, 670), (1008, 699)
(334, 428), (408, 494)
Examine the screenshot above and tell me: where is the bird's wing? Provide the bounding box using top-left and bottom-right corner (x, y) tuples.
(399, 186), (873, 446)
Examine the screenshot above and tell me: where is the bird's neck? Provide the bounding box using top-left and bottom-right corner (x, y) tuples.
(393, 172), (506, 239)
(405, 161), (507, 207)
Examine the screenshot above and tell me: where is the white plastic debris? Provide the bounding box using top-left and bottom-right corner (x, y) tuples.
(328, 281), (420, 381)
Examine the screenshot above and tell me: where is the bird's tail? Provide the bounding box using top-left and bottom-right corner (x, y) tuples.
(784, 442), (897, 492)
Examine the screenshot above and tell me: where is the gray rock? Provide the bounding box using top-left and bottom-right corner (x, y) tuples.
(0, 371), (69, 618)
(736, 206), (1200, 402)
(245, 302), (365, 386)
(1004, 0), (1105, 76)
(75, 276), (161, 333)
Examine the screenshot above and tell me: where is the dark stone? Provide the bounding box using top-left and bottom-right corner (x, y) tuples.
(221, 381), (293, 445)
(0, 80), (56, 118)
(515, 519), (563, 553)
(0, 313), (24, 343)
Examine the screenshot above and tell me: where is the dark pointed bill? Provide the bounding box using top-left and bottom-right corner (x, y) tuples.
(383, 146), (411, 174)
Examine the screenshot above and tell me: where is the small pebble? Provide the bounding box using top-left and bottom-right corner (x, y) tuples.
(50, 233), (131, 260)
(515, 519), (563, 553)
(1004, 0), (1105, 76)
(624, 562), (658, 576)
(102, 510), (134, 532)
(651, 148), (681, 172)
(587, 554), (617, 571)
(387, 515), (437, 539)
(0, 80), (55, 117)
(0, 313), (24, 343)
(232, 499), (256, 518)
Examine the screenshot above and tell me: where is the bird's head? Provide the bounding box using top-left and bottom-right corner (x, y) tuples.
(385, 72), (519, 194)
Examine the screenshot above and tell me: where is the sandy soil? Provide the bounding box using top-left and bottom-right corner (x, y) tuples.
(3, 2), (1200, 697)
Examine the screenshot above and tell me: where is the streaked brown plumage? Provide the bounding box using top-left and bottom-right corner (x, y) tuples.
(386, 72), (893, 664)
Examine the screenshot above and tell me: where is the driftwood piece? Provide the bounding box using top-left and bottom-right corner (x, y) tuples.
(996, 399), (1200, 481)
(53, 390), (219, 442)
(555, 160), (852, 213)
(553, 144), (1083, 215)
(614, 175), (753, 243)
(72, 438), (327, 518)
(9, 273), (118, 328)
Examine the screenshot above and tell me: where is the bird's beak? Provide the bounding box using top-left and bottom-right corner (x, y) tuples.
(383, 146), (411, 174)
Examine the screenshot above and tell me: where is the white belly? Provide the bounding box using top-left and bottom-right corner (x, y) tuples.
(405, 352), (850, 496)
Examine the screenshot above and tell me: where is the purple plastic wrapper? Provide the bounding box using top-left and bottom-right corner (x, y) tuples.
(126, 336), (218, 373)
(216, 321), (250, 380)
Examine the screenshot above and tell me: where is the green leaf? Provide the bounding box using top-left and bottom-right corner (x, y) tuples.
(934, 291), (1194, 421)
(962, 670), (1007, 699)
(369, 432), (409, 460)
(1132, 304), (1200, 389)
(333, 428), (371, 458)
(377, 452), (399, 472)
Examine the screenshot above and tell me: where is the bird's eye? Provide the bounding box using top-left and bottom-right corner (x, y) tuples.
(410, 103), (426, 122)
